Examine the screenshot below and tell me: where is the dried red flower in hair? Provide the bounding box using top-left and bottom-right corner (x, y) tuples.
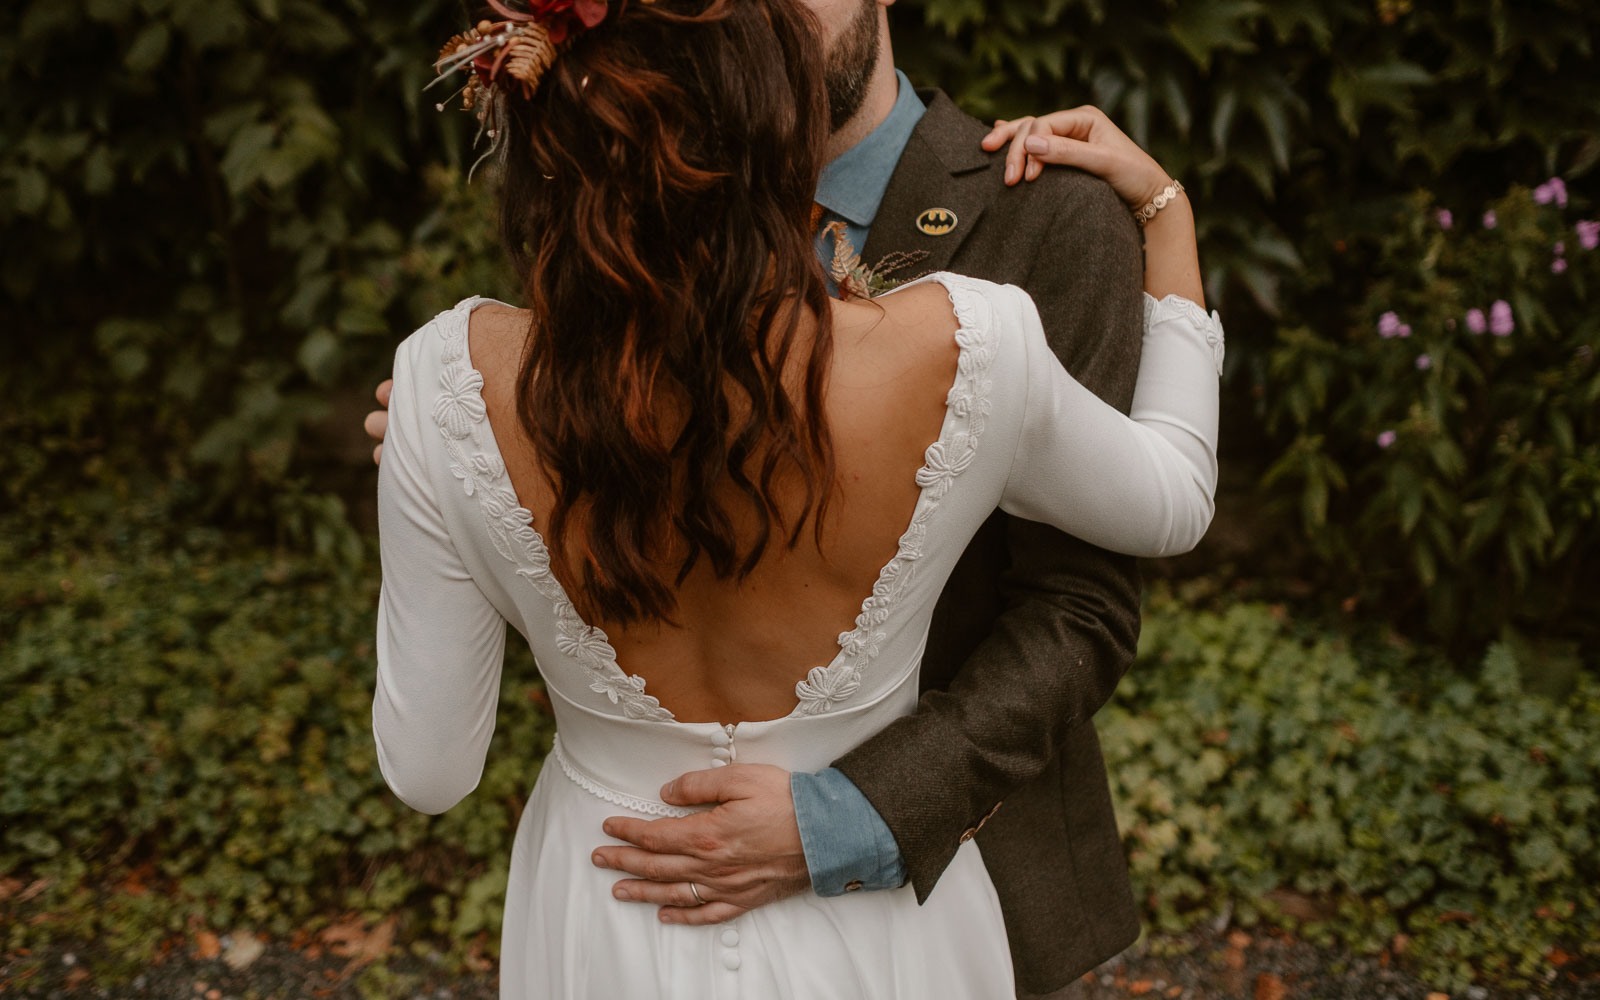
(487, 0), (611, 44)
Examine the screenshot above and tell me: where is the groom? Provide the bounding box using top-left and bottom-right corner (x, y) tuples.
(368, 2), (1145, 996)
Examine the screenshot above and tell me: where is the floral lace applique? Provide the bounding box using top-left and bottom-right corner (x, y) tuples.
(431, 298), (676, 723)
(792, 273), (999, 716)
(428, 277), (1000, 724)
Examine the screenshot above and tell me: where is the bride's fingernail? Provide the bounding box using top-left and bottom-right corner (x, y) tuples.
(1025, 137), (1049, 155)
(614, 886), (630, 900)
(592, 853), (609, 868)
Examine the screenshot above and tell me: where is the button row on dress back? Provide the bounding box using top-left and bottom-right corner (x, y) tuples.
(710, 723), (737, 767)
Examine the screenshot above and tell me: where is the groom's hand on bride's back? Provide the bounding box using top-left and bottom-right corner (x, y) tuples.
(365, 379), (392, 466)
(589, 764), (810, 927)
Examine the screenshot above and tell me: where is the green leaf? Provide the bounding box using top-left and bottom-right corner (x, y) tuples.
(124, 22), (171, 75)
(1167, 1), (1263, 70)
(12, 168), (49, 215)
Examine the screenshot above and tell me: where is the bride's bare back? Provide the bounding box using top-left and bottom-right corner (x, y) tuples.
(468, 285), (961, 724)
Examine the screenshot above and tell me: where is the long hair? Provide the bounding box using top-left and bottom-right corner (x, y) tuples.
(494, 0), (837, 626)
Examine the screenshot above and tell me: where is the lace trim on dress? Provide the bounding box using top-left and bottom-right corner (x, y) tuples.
(429, 274), (1000, 723)
(549, 735), (698, 818)
(791, 272), (1000, 716)
(1145, 291), (1226, 376)
(431, 299), (677, 723)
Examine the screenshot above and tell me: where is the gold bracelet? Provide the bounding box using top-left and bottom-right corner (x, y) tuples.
(1133, 179), (1185, 228)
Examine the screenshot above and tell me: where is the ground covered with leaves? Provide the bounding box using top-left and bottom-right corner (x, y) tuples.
(3, 491), (1597, 996)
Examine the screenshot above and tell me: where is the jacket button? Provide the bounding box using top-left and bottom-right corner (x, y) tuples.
(844, 879), (864, 892)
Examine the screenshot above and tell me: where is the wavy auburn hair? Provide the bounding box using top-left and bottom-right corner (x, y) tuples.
(493, 0), (837, 626)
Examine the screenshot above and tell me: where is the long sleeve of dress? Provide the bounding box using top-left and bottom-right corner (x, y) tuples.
(999, 287), (1222, 557)
(372, 336), (509, 816)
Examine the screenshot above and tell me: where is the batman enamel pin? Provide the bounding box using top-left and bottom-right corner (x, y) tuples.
(917, 208), (959, 237)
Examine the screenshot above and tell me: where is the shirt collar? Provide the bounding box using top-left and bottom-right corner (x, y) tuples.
(814, 69), (927, 229)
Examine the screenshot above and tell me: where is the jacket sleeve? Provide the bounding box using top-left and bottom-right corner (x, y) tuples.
(830, 175), (1164, 903)
(372, 335), (509, 816)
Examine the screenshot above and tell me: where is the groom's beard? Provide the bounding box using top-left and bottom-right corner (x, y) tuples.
(825, 0), (881, 133)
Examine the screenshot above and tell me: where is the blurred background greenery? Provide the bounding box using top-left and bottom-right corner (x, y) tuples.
(2, 0), (1597, 992)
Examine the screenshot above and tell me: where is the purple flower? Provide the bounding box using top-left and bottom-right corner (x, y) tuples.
(1578, 220), (1600, 251)
(1554, 241), (1566, 256)
(1466, 308), (1487, 334)
(1378, 311), (1402, 338)
(1490, 299), (1515, 336)
(1377, 430), (1397, 449)
(1436, 209), (1454, 230)
(1535, 177), (1570, 208)
(1397, 323), (1412, 338)
(1552, 257), (1568, 275)
(1416, 354), (1433, 370)
(1483, 210), (1498, 229)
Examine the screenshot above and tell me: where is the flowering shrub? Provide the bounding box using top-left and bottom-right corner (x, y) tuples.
(1264, 183), (1600, 650)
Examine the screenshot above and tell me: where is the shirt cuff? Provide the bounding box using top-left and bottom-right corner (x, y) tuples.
(789, 766), (909, 897)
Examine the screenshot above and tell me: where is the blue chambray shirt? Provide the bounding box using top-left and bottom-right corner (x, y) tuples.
(790, 69), (926, 898)
(811, 68), (927, 293)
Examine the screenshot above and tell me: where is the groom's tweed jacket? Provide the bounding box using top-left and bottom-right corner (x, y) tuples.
(830, 90), (1145, 998)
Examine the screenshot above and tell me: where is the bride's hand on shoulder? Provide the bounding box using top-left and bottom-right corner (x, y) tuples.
(980, 106), (1170, 209)
(982, 106), (1204, 307)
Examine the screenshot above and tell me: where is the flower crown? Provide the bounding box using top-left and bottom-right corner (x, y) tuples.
(430, 0), (651, 176)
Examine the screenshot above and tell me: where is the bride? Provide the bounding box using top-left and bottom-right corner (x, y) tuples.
(371, 0), (1220, 996)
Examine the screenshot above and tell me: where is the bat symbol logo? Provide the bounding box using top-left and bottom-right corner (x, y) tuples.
(917, 208), (959, 237)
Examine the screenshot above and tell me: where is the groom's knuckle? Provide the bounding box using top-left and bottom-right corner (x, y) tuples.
(687, 831), (722, 856)
(638, 857), (669, 880)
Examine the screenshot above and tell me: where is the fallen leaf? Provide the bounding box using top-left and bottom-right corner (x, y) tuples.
(1255, 972), (1287, 1000)
(1130, 980), (1154, 995)
(319, 914), (397, 978)
(17, 879), (53, 903)
(193, 932), (221, 959)
(1426, 993), (1450, 1000)
(64, 969), (90, 988)
(223, 932), (267, 970)
(1227, 930), (1252, 949)
(0, 878), (25, 901)
(1224, 947), (1247, 970)
(1166, 988), (1184, 999)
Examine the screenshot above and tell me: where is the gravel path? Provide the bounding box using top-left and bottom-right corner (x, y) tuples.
(4, 922), (1596, 999)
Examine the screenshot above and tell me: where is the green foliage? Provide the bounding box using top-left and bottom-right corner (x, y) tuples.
(1105, 594), (1600, 990)
(1262, 185), (1600, 649)
(5, 492), (1596, 987)
(0, 0), (516, 530)
(0, 499), (552, 976)
(895, 0), (1600, 319)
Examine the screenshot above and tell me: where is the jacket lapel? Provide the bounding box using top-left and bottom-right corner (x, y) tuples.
(861, 89), (997, 277)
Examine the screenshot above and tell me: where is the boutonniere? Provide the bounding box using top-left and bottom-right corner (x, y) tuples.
(823, 222), (930, 300)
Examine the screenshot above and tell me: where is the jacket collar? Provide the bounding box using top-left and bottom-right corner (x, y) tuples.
(861, 89), (997, 276)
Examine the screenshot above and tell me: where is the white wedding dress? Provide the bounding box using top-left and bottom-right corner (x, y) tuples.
(372, 272), (1223, 999)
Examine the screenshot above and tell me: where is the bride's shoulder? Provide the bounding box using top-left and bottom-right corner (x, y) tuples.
(903, 271), (1041, 335)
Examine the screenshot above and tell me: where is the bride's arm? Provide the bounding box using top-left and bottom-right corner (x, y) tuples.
(372, 336), (509, 816)
(982, 107), (1220, 556)
(998, 282), (1220, 556)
